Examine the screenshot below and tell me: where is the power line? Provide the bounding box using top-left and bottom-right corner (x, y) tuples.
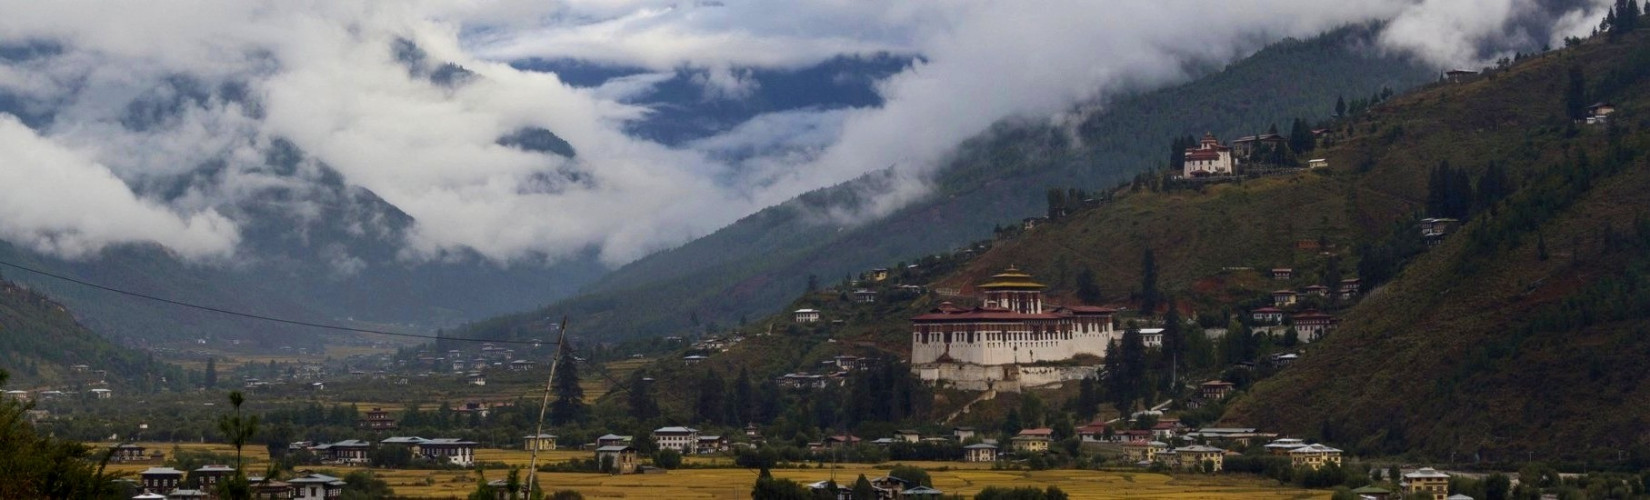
(0, 259), (544, 346)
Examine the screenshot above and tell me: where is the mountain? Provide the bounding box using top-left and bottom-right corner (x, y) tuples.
(1220, 29), (1650, 462)
(461, 24), (1437, 343)
(0, 275), (185, 392)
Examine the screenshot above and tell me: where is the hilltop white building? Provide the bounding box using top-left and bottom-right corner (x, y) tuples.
(910, 268), (1117, 391)
(1183, 133), (1235, 177)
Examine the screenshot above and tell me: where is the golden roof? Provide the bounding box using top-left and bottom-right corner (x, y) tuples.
(977, 266), (1046, 290)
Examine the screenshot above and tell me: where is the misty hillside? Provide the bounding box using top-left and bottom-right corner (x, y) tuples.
(461, 24), (1436, 343)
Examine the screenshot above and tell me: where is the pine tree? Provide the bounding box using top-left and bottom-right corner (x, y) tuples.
(549, 343), (586, 426)
(694, 369), (726, 424)
(1139, 249), (1160, 314)
(1566, 65), (1588, 120)
(204, 357), (217, 390)
(1334, 95), (1347, 117)
(1076, 268), (1103, 304)
(731, 368), (753, 426)
(627, 370), (658, 421)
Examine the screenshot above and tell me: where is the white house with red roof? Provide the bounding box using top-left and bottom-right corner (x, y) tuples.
(1183, 133), (1235, 177)
(1292, 310), (1338, 341)
(910, 268), (1116, 390)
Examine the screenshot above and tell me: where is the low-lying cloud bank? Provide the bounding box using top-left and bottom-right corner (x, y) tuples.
(0, 0), (1608, 266)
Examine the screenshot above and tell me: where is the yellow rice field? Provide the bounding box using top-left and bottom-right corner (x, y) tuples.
(100, 444), (1325, 499)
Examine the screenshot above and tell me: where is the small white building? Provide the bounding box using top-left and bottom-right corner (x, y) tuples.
(794, 309), (820, 323)
(1183, 133), (1235, 177)
(90, 388), (112, 399)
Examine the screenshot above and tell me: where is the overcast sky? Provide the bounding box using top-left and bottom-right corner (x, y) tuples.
(0, 0), (1609, 266)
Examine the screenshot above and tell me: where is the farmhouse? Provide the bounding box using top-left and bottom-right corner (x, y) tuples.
(1288, 443), (1343, 470)
(1250, 307), (1285, 325)
(653, 426), (701, 453)
(524, 433), (557, 451)
(596, 445), (639, 474)
(1405, 468), (1451, 500)
(192, 465), (235, 489)
(1183, 133), (1236, 177)
(596, 434), (632, 448)
(1303, 284), (1330, 297)
(314, 439), (370, 465)
(1271, 268), (1293, 280)
(1292, 310), (1338, 341)
(112, 443), (148, 462)
(1264, 438), (1307, 455)
(358, 408), (396, 430)
(1171, 445), (1226, 472)
(1232, 133), (1285, 160)
(1272, 290), (1298, 307)
(1122, 440), (1169, 464)
(794, 309), (821, 323)
(1011, 428), (1053, 453)
(1199, 380), (1235, 401)
(140, 467), (184, 495)
(289, 472), (346, 500)
(964, 443), (999, 462)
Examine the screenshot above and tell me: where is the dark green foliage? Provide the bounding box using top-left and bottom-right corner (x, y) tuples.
(974, 486), (1069, 500)
(852, 474), (874, 500)
(0, 370), (126, 499)
(1107, 325), (1150, 413)
(550, 343), (587, 426)
(1139, 249), (1160, 314)
(339, 471), (395, 500)
(751, 471), (810, 500)
(653, 449), (682, 469)
(889, 465), (932, 487)
(1075, 268), (1103, 304)
(0, 279), (185, 392)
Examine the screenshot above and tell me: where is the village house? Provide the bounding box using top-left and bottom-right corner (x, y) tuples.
(1586, 102), (1616, 124)
(1444, 69), (1477, 83)
(870, 268), (890, 282)
(1292, 310), (1338, 341)
(169, 488), (209, 499)
(508, 359), (536, 371)
(910, 268), (1117, 388)
(417, 438), (478, 466)
(1171, 445), (1226, 472)
(1288, 443), (1343, 470)
(596, 445), (639, 474)
(596, 434), (632, 448)
(1151, 420), (1181, 440)
(1232, 133), (1285, 160)
(1338, 278), (1362, 300)
(524, 433), (557, 451)
(1404, 468), (1451, 500)
(1140, 328), (1165, 348)
(1351, 485), (1393, 500)
(289, 472), (346, 499)
(953, 427), (977, 441)
(112, 443), (148, 462)
(1272, 290), (1299, 307)
(1122, 440), (1169, 464)
(1199, 380), (1236, 401)
(1264, 438), (1308, 455)
(314, 439), (371, 465)
(1303, 284), (1330, 297)
(1076, 420), (1112, 442)
(778, 373), (829, 389)
(1183, 133), (1236, 177)
(1420, 217), (1460, 245)
(696, 435), (728, 454)
(853, 289), (878, 303)
(193, 465), (235, 490)
(894, 429), (921, 443)
(964, 443), (999, 462)
(682, 355), (707, 365)
(1184, 428), (1275, 448)
(358, 408), (397, 430)
(1307, 158), (1329, 169)
(1011, 428), (1053, 453)
(1115, 429), (1154, 443)
(140, 467), (185, 494)
(91, 388), (113, 399)
(822, 434), (862, 449)
(1271, 268), (1294, 280)
(794, 309), (821, 323)
(653, 426), (701, 453)
(1250, 307), (1285, 325)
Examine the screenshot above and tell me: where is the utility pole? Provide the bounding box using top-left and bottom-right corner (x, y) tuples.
(526, 316), (569, 497)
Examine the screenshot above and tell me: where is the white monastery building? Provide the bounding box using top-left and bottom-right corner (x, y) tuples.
(911, 268), (1117, 391)
(1183, 133), (1235, 177)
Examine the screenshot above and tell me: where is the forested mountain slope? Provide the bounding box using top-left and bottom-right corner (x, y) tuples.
(0, 276), (184, 392)
(1223, 29), (1650, 461)
(465, 24), (1435, 343)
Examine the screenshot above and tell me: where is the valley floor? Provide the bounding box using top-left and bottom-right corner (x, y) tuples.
(104, 444), (1325, 499)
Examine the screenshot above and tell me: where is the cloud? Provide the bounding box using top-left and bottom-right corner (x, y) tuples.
(0, 113), (238, 259)
(0, 0), (1610, 268)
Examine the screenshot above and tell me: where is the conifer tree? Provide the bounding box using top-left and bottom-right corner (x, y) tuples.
(1139, 249), (1160, 314)
(549, 343), (586, 426)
